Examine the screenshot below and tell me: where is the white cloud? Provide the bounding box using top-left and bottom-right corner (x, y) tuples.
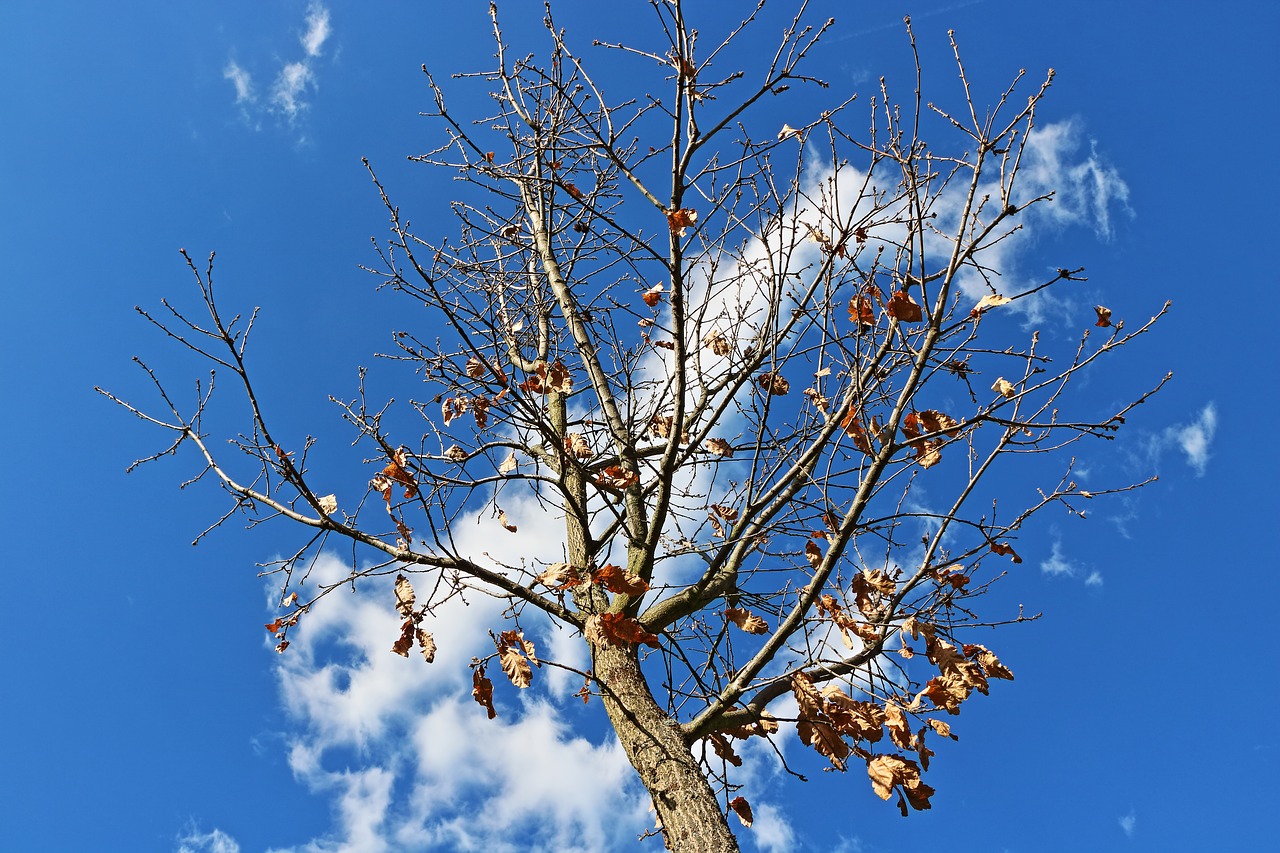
(1145, 402), (1216, 476)
(750, 803), (796, 853)
(223, 61), (254, 103)
(177, 827), (241, 853)
(301, 2), (332, 57)
(1019, 120), (1132, 240)
(1118, 808), (1136, 838)
(224, 3), (332, 127)
(262, 553), (649, 853)
(1040, 538), (1100, 587)
(272, 61), (314, 121)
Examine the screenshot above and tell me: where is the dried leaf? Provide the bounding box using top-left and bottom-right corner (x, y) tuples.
(804, 540), (822, 568)
(497, 508), (517, 533)
(592, 563), (650, 596)
(971, 293), (1013, 317)
(471, 666), (497, 719)
(443, 444), (467, 463)
(791, 672), (849, 767)
(887, 289), (923, 323)
(710, 504), (739, 521)
(442, 396), (467, 426)
(465, 356), (486, 378)
(965, 643), (1015, 681)
(991, 377), (1017, 399)
(642, 283), (665, 307)
(989, 541), (1023, 563)
(498, 632), (534, 688)
(519, 360), (572, 395)
(666, 207), (698, 237)
(705, 437), (734, 457)
(498, 451), (518, 474)
(708, 732), (743, 767)
(565, 433), (592, 459)
(725, 606), (769, 634)
(927, 718), (956, 740)
(417, 629), (436, 663)
(849, 293), (876, 331)
(564, 182), (584, 200)
(1094, 305), (1113, 327)
(596, 465), (639, 490)
(728, 796), (754, 827)
(841, 409), (874, 455)
(702, 330), (731, 356)
(393, 574), (417, 618)
(758, 372), (790, 396)
(918, 409), (960, 438)
(868, 754), (934, 813)
(777, 123), (802, 141)
(317, 494), (338, 515)
(535, 562), (583, 590)
(391, 617), (416, 657)
(585, 612), (661, 648)
(883, 703), (915, 750)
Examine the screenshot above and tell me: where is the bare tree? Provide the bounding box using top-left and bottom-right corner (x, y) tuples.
(102, 3), (1166, 850)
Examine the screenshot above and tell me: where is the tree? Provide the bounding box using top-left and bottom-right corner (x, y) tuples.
(102, 3), (1166, 850)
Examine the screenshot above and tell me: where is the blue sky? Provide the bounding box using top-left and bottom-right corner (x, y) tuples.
(2, 1), (1276, 851)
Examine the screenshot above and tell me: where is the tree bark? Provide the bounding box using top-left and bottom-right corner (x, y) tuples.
(593, 642), (740, 853)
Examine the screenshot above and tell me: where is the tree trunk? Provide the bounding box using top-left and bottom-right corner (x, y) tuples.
(593, 642), (740, 853)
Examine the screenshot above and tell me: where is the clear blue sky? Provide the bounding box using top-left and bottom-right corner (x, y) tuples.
(2, 1), (1276, 851)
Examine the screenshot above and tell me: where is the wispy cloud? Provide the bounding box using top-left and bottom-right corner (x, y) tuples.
(1020, 119), (1132, 240)
(1040, 538), (1100, 587)
(224, 2), (332, 127)
(751, 803), (797, 853)
(223, 60), (253, 104)
(1118, 808), (1137, 838)
(177, 826), (241, 853)
(1148, 403), (1217, 476)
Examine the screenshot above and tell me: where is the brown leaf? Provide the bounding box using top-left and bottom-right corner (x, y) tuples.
(918, 409), (960, 438)
(965, 643), (1015, 681)
(725, 606), (769, 634)
(564, 182), (584, 200)
(722, 713), (779, 740)
(777, 123), (802, 141)
(472, 666), (497, 719)
(804, 540), (822, 568)
(443, 444), (468, 463)
(378, 448), (418, 500)
(497, 630), (534, 688)
(391, 617), (416, 657)
(758, 372), (790, 396)
(564, 432), (592, 460)
(710, 503), (739, 521)
(989, 541), (1023, 563)
(417, 629), (437, 663)
(927, 718), (956, 740)
(497, 508), (517, 533)
(991, 377), (1017, 399)
(519, 360), (573, 395)
(728, 796), (754, 827)
(1094, 305), (1113, 327)
(702, 330), (731, 356)
(393, 574), (417, 618)
(883, 703), (914, 750)
(841, 409), (874, 455)
(442, 396), (467, 426)
(595, 465), (639, 490)
(867, 754), (933, 812)
(498, 451), (518, 474)
(465, 356), (486, 378)
(592, 563), (650, 595)
(535, 562), (583, 590)
(642, 283), (665, 307)
(821, 687), (884, 742)
(585, 612), (661, 648)
(705, 437), (734, 457)
(666, 207), (698, 236)
(708, 733), (743, 767)
(887, 289), (923, 323)
(791, 672), (849, 767)
(849, 292), (876, 331)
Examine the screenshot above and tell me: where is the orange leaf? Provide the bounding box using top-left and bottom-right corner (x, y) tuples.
(595, 465), (639, 490)
(585, 612), (661, 648)
(535, 562), (583, 590)
(887, 289), (923, 322)
(728, 796), (753, 827)
(665, 207), (698, 237)
(849, 292), (876, 331)
(804, 540), (822, 568)
(564, 432), (592, 460)
(564, 182), (584, 200)
(592, 563), (650, 595)
(841, 409), (874, 454)
(1094, 305), (1113, 327)
(724, 606), (769, 634)
(642, 283), (665, 307)
(471, 666), (497, 719)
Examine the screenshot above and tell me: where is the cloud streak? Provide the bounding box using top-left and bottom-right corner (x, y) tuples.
(223, 2), (332, 126)
(1148, 403), (1217, 476)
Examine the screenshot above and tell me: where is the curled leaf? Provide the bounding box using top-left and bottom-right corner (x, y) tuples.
(702, 330), (732, 356)
(471, 666), (497, 719)
(725, 606), (769, 634)
(1094, 305), (1113, 327)
(666, 207), (698, 237)
(971, 293), (1013, 317)
(758, 372), (790, 396)
(777, 123), (802, 141)
(592, 563), (650, 595)
(728, 796), (754, 827)
(705, 437), (734, 457)
(991, 377), (1017, 399)
(887, 290), (923, 323)
(642, 283), (665, 307)
(317, 494), (338, 515)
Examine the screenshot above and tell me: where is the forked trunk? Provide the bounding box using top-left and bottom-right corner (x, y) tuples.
(593, 642), (740, 853)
